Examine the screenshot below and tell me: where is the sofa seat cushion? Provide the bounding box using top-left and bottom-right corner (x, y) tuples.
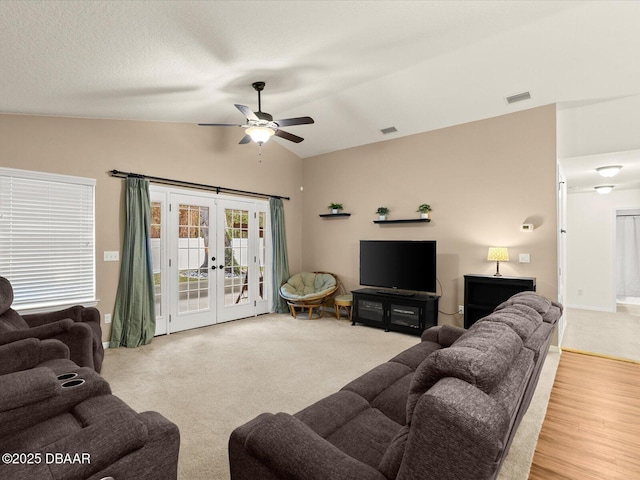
(294, 389), (403, 471)
(388, 340), (442, 370)
(295, 390), (370, 438)
(407, 322), (522, 421)
(325, 407), (404, 470)
(280, 272), (337, 301)
(341, 362), (413, 425)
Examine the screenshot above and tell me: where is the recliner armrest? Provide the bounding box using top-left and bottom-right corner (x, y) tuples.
(0, 318), (75, 345)
(245, 412), (387, 480)
(0, 338), (70, 375)
(0, 367), (60, 412)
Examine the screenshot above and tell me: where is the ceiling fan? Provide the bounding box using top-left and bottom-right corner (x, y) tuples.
(198, 81), (314, 146)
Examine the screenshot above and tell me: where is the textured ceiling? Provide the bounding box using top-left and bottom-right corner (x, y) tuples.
(2, 1), (640, 183)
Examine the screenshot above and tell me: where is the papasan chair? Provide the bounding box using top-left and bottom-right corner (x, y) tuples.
(279, 272), (339, 319)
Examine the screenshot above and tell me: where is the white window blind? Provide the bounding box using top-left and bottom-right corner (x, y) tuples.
(0, 168), (96, 310)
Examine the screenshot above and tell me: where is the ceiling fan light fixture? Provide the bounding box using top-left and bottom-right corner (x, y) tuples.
(594, 185), (614, 194)
(596, 165), (622, 177)
(246, 126), (275, 145)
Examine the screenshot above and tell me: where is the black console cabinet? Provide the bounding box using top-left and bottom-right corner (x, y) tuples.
(464, 274), (536, 328)
(351, 288), (439, 336)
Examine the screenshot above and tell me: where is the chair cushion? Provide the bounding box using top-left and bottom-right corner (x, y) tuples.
(280, 272), (337, 300)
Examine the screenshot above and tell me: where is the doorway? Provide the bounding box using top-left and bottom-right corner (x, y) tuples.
(616, 209), (640, 306)
(150, 187), (271, 335)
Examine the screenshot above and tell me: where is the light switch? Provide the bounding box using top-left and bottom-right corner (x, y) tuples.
(519, 253), (531, 263)
(104, 251), (119, 262)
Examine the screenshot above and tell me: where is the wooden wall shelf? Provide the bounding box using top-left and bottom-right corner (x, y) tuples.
(319, 213), (351, 218)
(373, 218), (430, 224)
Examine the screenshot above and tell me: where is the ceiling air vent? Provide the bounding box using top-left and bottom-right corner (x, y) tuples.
(506, 91), (531, 104)
(380, 126), (398, 135)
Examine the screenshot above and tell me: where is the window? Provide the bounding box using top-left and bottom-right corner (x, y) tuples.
(0, 167), (96, 311)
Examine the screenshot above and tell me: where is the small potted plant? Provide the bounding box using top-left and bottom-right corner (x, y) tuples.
(328, 203), (344, 214)
(417, 203), (432, 219)
(376, 207), (390, 220)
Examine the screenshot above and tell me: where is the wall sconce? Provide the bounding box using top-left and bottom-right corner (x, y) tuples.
(487, 247), (509, 277)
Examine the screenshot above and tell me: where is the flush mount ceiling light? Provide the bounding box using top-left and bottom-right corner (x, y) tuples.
(596, 165), (622, 177)
(595, 185), (614, 194)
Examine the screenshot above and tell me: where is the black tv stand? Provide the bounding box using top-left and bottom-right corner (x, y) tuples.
(375, 290), (415, 297)
(352, 288), (439, 336)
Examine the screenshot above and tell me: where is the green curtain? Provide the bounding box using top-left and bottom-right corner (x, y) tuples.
(110, 177), (156, 348)
(270, 198), (290, 313)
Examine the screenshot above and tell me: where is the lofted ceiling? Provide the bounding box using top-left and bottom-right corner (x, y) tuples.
(1, 1), (640, 188)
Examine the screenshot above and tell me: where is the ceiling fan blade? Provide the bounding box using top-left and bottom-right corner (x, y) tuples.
(239, 134), (252, 144)
(235, 104), (259, 121)
(274, 129), (304, 143)
(198, 123), (243, 127)
(273, 116), (315, 127)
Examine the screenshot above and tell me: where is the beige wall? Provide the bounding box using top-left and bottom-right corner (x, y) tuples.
(301, 105), (558, 328)
(0, 113), (304, 342)
(1, 105), (558, 338)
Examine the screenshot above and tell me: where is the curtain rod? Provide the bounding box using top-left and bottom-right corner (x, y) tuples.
(109, 170), (290, 201)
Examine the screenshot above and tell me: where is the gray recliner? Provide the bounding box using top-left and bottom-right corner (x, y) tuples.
(0, 276), (104, 372)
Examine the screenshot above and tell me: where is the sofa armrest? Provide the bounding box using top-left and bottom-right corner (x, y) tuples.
(0, 367), (60, 412)
(398, 377), (509, 480)
(0, 319), (75, 346)
(0, 338), (70, 375)
(421, 324), (466, 347)
(0, 410), (147, 480)
(245, 412), (387, 480)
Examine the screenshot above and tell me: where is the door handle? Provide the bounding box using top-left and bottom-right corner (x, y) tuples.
(211, 256), (216, 262)
(219, 265), (224, 269)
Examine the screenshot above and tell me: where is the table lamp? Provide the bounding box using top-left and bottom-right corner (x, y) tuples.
(487, 247), (509, 277)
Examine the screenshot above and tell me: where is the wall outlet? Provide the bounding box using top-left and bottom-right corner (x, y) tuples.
(104, 313), (111, 324)
(458, 305), (464, 314)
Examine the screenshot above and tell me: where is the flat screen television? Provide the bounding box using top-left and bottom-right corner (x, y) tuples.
(359, 240), (437, 294)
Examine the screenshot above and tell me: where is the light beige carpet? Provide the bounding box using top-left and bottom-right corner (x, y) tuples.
(562, 306), (640, 362)
(101, 314), (559, 480)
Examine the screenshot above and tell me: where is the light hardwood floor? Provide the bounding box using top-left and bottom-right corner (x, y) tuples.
(529, 351), (640, 480)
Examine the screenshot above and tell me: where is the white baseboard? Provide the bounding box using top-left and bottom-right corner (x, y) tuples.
(564, 303), (615, 313)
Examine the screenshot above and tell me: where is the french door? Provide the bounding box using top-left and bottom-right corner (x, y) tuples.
(150, 187), (270, 335)
(216, 200), (270, 322)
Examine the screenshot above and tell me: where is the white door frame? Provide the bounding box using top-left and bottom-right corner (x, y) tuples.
(150, 186), (271, 335)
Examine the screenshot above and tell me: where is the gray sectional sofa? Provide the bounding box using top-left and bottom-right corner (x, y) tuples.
(229, 291), (562, 480)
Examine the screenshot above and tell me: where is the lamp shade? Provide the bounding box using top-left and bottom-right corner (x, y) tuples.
(487, 247), (509, 262)
(246, 126), (275, 145)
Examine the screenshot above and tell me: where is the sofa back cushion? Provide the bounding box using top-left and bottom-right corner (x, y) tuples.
(0, 277), (13, 315)
(0, 308), (29, 332)
(406, 321), (522, 423)
(496, 291), (550, 316)
(478, 304), (542, 342)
